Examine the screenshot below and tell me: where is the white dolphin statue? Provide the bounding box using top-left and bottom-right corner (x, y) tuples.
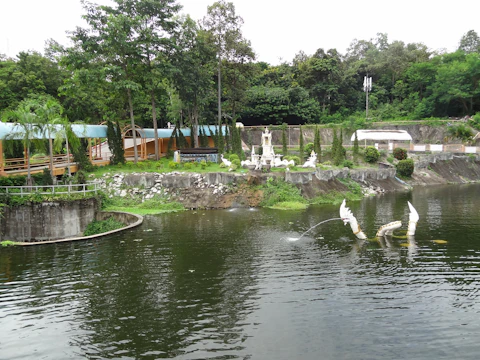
(339, 199), (367, 239)
(406, 201), (419, 236)
(340, 199), (419, 239)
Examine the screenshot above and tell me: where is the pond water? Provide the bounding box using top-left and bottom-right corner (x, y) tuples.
(1, 184), (480, 360)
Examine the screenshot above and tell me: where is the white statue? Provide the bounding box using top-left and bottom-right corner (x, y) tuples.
(274, 157), (295, 167)
(339, 199), (367, 239)
(406, 201), (419, 236)
(340, 199), (419, 239)
(301, 151), (317, 168)
(240, 128), (296, 170)
(221, 154), (232, 167)
(241, 146), (261, 169)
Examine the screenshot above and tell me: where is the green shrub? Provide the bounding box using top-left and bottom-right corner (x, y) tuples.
(168, 161), (180, 169)
(200, 160), (207, 169)
(73, 170), (87, 184)
(0, 175), (26, 187)
(32, 172), (43, 185)
(396, 159), (414, 177)
(304, 143), (314, 158)
(232, 159), (241, 167)
(284, 155), (300, 165)
(387, 156), (394, 164)
(41, 168), (54, 186)
(83, 216), (125, 236)
(1, 240), (17, 247)
(183, 162), (193, 170)
(393, 147), (408, 160)
(229, 154), (240, 162)
(260, 177), (306, 207)
(447, 123), (474, 142)
(342, 160), (354, 168)
(364, 146), (380, 163)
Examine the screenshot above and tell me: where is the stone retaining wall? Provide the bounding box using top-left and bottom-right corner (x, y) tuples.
(1, 198), (100, 242)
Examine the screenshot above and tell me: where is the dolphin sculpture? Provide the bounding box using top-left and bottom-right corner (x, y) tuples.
(406, 201), (419, 236)
(339, 199), (367, 239)
(340, 199), (419, 239)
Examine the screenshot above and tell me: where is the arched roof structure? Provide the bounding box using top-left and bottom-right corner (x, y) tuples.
(351, 130), (413, 142)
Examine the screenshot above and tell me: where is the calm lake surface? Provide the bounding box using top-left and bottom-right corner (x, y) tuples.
(1, 184), (480, 360)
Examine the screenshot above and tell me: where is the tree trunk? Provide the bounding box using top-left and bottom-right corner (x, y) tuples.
(218, 57), (222, 127)
(127, 88), (138, 163)
(65, 131), (71, 178)
(151, 90), (159, 160)
(48, 131), (55, 184)
(26, 145), (32, 187)
(192, 106), (199, 148)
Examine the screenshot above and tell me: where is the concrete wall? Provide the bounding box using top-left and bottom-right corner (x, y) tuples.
(282, 168), (396, 183)
(1, 198), (100, 243)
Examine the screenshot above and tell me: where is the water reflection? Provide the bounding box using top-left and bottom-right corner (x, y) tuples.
(2, 185), (480, 359)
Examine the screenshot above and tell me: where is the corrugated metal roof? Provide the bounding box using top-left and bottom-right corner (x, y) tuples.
(351, 130), (413, 142)
(130, 125), (226, 138)
(0, 122), (108, 139)
(1, 122), (227, 140)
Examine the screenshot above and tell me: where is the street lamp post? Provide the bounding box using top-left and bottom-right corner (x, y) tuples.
(363, 76), (372, 119)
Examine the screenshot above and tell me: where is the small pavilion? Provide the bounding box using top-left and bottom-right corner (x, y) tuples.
(351, 130), (413, 151)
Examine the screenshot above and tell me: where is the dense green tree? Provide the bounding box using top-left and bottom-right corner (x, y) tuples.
(107, 120), (125, 165)
(296, 49), (342, 114)
(122, 0), (181, 160)
(202, 0), (248, 128)
(458, 30), (480, 54)
(281, 123), (288, 156)
(434, 52), (480, 115)
(68, 0), (144, 162)
(0, 52), (64, 113)
(172, 16), (216, 147)
(314, 126), (321, 157)
(334, 129), (345, 165)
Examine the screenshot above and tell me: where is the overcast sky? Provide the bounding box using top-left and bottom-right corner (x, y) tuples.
(1, 0), (479, 65)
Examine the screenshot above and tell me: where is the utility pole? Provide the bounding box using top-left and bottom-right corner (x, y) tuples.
(363, 76), (372, 119)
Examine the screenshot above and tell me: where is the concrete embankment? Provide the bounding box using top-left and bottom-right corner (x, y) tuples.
(1, 198), (101, 242)
(96, 166), (407, 210)
(0, 197), (143, 244)
(95, 153), (480, 209)
(408, 153), (480, 186)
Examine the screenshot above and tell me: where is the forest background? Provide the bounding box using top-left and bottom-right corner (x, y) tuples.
(1, 0), (480, 150)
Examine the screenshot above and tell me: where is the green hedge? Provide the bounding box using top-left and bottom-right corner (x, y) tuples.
(396, 159), (414, 177)
(364, 146), (380, 163)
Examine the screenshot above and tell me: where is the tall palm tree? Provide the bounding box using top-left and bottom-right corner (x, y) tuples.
(2, 103), (44, 185)
(31, 98), (64, 181)
(52, 118), (82, 178)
